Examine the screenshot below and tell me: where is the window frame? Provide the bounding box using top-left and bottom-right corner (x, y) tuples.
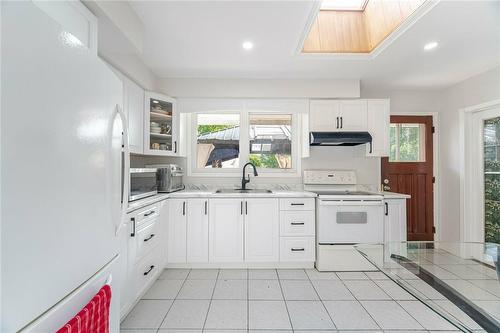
(186, 99), (303, 177)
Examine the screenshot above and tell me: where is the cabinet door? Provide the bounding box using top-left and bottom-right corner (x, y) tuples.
(309, 100), (340, 131)
(126, 79), (144, 154)
(167, 199), (187, 263)
(384, 199), (407, 244)
(366, 100), (390, 157)
(245, 198), (279, 262)
(209, 199), (244, 262)
(187, 199), (209, 263)
(338, 100), (368, 131)
(144, 91), (178, 156)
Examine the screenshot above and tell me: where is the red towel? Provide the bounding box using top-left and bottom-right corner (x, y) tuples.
(56, 284), (112, 333)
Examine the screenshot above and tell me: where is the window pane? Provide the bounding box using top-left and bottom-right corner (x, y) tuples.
(249, 114), (292, 169)
(484, 116), (500, 243)
(389, 123), (426, 162)
(196, 114), (240, 168)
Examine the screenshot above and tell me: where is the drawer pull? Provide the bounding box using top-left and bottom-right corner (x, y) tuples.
(291, 222), (305, 225)
(143, 234), (155, 242)
(290, 203), (305, 206)
(291, 248), (305, 252)
(130, 217), (136, 237)
(144, 210), (155, 217)
(143, 265), (155, 276)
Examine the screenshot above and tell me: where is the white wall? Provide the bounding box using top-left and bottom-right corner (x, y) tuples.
(438, 67), (500, 241)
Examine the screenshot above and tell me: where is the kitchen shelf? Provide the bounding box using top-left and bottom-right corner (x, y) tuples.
(150, 133), (172, 139)
(150, 112), (172, 121)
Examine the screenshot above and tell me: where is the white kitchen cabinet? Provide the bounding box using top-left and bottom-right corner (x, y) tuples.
(187, 199), (209, 263)
(167, 199), (187, 263)
(384, 198), (407, 243)
(209, 199), (245, 262)
(244, 198), (279, 262)
(338, 100), (368, 131)
(309, 100), (340, 132)
(144, 91), (179, 156)
(125, 78), (145, 154)
(366, 99), (390, 157)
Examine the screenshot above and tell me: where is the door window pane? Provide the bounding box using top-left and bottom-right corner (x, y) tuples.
(196, 114), (240, 168)
(483, 116), (500, 243)
(389, 123), (426, 162)
(249, 114), (292, 169)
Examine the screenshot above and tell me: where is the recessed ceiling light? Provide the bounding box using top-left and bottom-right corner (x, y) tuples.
(152, 100), (159, 104)
(242, 41), (254, 50)
(424, 41), (438, 51)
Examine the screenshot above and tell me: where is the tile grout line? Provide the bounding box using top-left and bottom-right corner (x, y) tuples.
(156, 268), (191, 332)
(275, 269), (294, 331)
(202, 269), (220, 332)
(306, 269), (338, 331)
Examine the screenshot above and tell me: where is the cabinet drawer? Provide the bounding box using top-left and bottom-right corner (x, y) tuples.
(136, 204), (159, 226)
(279, 198), (315, 211)
(280, 211), (315, 236)
(134, 248), (161, 298)
(280, 237), (315, 262)
(136, 220), (160, 260)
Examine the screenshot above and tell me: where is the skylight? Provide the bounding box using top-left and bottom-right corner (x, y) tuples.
(320, 0), (368, 11)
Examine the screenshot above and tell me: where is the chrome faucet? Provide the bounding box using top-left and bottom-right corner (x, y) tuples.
(241, 162), (258, 190)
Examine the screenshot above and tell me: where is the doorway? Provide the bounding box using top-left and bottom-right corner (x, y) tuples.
(381, 115), (434, 241)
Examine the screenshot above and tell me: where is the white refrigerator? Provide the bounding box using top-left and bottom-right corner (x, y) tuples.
(1, 1), (128, 332)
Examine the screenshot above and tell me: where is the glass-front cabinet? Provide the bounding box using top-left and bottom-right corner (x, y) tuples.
(144, 92), (178, 156)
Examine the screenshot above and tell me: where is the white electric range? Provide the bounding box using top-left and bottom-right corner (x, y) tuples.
(304, 170), (384, 271)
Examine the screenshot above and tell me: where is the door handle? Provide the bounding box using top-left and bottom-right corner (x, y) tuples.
(383, 185), (391, 191)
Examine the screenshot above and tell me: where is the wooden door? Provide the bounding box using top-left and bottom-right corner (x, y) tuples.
(244, 198), (279, 262)
(187, 199), (209, 263)
(381, 115), (434, 241)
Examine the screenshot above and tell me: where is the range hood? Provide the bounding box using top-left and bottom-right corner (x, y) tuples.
(310, 131), (373, 152)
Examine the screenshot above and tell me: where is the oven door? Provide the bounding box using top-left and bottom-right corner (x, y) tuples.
(317, 199), (384, 244)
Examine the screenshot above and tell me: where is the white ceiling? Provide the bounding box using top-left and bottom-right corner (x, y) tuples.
(128, 0), (500, 90)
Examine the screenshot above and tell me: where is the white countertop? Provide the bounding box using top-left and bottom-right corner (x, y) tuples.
(377, 191), (411, 199)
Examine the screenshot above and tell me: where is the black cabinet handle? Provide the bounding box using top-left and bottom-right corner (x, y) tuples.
(291, 248), (305, 252)
(182, 201), (186, 215)
(385, 202), (388, 216)
(291, 222), (305, 225)
(130, 217), (136, 237)
(240, 201), (243, 215)
(336, 117), (339, 129)
(245, 201), (248, 215)
(291, 203), (304, 206)
(143, 265), (155, 276)
(340, 117), (343, 129)
(144, 210), (155, 217)
(174, 141), (177, 153)
(204, 201), (208, 215)
(144, 234), (155, 242)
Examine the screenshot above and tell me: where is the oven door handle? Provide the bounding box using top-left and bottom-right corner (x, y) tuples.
(319, 200), (383, 206)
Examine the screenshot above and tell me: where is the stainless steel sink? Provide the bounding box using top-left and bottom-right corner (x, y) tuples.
(215, 189), (273, 194)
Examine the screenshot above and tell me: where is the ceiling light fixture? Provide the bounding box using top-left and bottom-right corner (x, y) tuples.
(424, 41), (438, 51)
(242, 41), (254, 50)
(152, 100), (159, 104)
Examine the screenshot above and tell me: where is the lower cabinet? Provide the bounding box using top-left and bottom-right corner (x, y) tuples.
(167, 199), (187, 263)
(384, 198), (407, 243)
(244, 198), (279, 262)
(209, 198), (245, 262)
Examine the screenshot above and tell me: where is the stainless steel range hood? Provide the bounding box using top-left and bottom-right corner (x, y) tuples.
(309, 131), (373, 152)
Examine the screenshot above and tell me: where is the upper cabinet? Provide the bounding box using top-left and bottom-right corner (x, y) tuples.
(124, 78), (145, 154)
(309, 99), (390, 157)
(144, 92), (179, 156)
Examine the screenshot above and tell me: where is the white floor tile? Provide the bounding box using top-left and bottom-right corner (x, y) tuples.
(312, 280), (355, 300)
(468, 264), (498, 279)
(360, 300), (423, 330)
(323, 300), (379, 330)
(187, 269), (219, 280)
(365, 271), (389, 280)
(248, 269), (278, 280)
(177, 280), (216, 299)
(249, 331), (293, 333)
(286, 300), (335, 329)
(405, 279), (446, 299)
(159, 269), (190, 280)
(336, 272), (369, 280)
(248, 279), (283, 300)
(142, 279), (184, 299)
(212, 279), (247, 300)
(473, 300), (500, 321)
(248, 300), (292, 330)
(305, 269), (338, 280)
(439, 265), (491, 280)
(120, 330), (157, 333)
(121, 300), (173, 329)
(397, 300), (457, 330)
(277, 269), (308, 280)
(469, 279), (500, 297)
(160, 300), (210, 329)
(157, 330), (201, 333)
(442, 280), (498, 300)
(218, 269), (247, 280)
(343, 280), (391, 300)
(432, 299), (482, 330)
(280, 280), (318, 300)
(204, 300), (247, 329)
(203, 331), (246, 333)
(420, 264), (461, 280)
(373, 280), (415, 300)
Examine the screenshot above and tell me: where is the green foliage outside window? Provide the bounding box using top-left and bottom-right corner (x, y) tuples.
(198, 125), (233, 136)
(484, 117), (500, 244)
(249, 154), (280, 168)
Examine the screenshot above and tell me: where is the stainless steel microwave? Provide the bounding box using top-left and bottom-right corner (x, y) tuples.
(129, 168), (158, 202)
(146, 164), (184, 193)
